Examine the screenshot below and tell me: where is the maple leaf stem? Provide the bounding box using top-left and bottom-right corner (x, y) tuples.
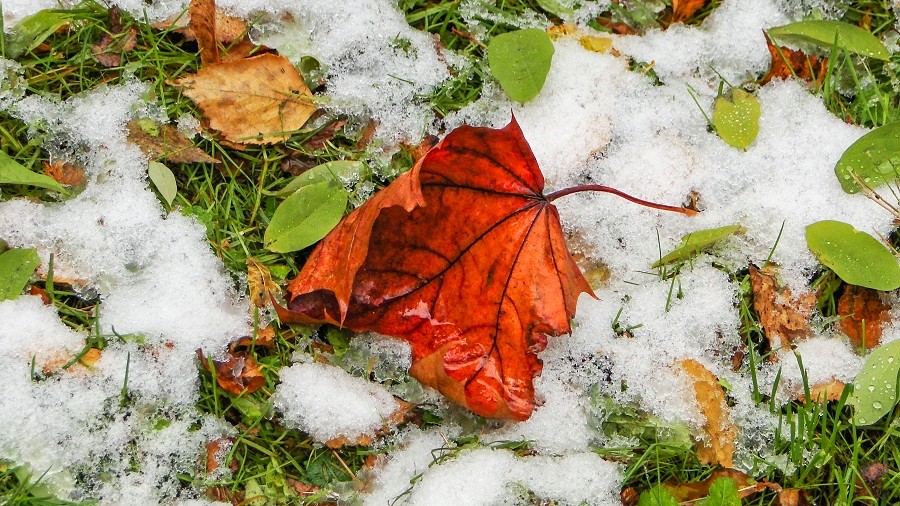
(545, 184), (697, 216)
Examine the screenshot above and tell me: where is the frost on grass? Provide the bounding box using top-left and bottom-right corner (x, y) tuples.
(274, 362), (398, 443)
(0, 81), (245, 503)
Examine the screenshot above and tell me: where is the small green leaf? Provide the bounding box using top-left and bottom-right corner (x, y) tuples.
(0, 151), (67, 193)
(713, 89), (760, 150)
(653, 224), (744, 267)
(701, 478), (741, 506)
(264, 180), (347, 253)
(850, 340), (900, 426)
(148, 161), (177, 206)
(488, 28), (555, 103)
(638, 485), (679, 506)
(7, 10), (74, 58)
(0, 248), (40, 301)
(536, 0), (575, 18)
(271, 160), (364, 198)
(806, 220), (900, 291)
(768, 20), (890, 61)
(834, 122), (900, 194)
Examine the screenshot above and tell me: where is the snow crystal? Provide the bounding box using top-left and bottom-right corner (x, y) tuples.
(274, 362), (399, 443)
(774, 337), (865, 403)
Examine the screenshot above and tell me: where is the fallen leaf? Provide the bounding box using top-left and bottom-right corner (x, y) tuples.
(672, 0), (707, 23)
(798, 379), (845, 404)
(713, 88), (760, 150)
(0, 248), (41, 301)
(665, 468), (779, 502)
(281, 117), (595, 420)
(126, 119), (219, 164)
(205, 437), (236, 473)
(42, 160), (86, 187)
(197, 349), (265, 396)
(856, 462), (888, 503)
(749, 264), (815, 356)
(189, 0), (219, 65)
(302, 119), (348, 151)
(287, 478), (323, 497)
(679, 359), (737, 468)
(838, 284), (890, 351)
(760, 32), (827, 86)
(230, 326), (277, 351)
(153, 7), (248, 44)
(90, 7), (137, 68)
(41, 347), (102, 376)
(246, 257), (280, 310)
(148, 161), (178, 206)
(777, 488), (812, 506)
(171, 53), (317, 144)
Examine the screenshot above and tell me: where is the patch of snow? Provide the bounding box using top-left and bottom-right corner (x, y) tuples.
(274, 362), (399, 443)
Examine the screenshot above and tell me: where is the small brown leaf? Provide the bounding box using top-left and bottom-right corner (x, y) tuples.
(171, 53), (317, 144)
(760, 32), (827, 86)
(154, 8), (249, 44)
(777, 488), (812, 506)
(90, 7), (137, 68)
(798, 379), (845, 404)
(230, 326), (277, 351)
(679, 359), (737, 468)
(620, 486), (639, 506)
(126, 120), (219, 164)
(197, 349), (265, 395)
(42, 160), (86, 187)
(41, 347), (102, 376)
(838, 284), (890, 351)
(672, 0), (707, 23)
(246, 257), (280, 310)
(749, 264), (815, 358)
(190, 0), (219, 66)
(302, 119), (348, 151)
(205, 437), (236, 473)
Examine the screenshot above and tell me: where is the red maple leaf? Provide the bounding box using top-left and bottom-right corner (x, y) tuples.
(280, 117), (692, 420)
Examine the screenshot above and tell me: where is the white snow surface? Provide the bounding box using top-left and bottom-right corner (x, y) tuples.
(274, 362), (399, 443)
(1, 0), (895, 504)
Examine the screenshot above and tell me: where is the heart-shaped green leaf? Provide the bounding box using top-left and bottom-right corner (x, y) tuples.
(767, 20), (889, 60)
(148, 161), (177, 206)
(264, 180), (347, 253)
(713, 89), (760, 150)
(653, 224), (744, 267)
(488, 28), (555, 103)
(805, 220), (900, 291)
(834, 122), (900, 194)
(849, 340), (900, 425)
(0, 248), (40, 301)
(0, 151), (67, 193)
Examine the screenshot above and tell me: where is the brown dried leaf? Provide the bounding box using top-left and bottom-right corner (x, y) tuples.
(42, 160), (86, 187)
(230, 326), (277, 351)
(672, 0), (708, 23)
(749, 264), (815, 358)
(171, 53), (316, 144)
(679, 358), (737, 468)
(126, 120), (219, 164)
(798, 379), (845, 404)
(205, 437), (236, 473)
(761, 32), (827, 86)
(620, 486), (639, 506)
(246, 257), (279, 310)
(41, 347), (102, 376)
(190, 0), (219, 65)
(198, 349), (265, 395)
(90, 7), (137, 68)
(838, 284), (890, 351)
(154, 8), (248, 44)
(777, 488), (812, 506)
(302, 119), (348, 151)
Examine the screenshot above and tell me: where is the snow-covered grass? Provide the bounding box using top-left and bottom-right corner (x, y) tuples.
(1, 0), (899, 504)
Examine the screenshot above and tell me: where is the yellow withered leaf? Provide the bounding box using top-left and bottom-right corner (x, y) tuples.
(679, 358), (737, 468)
(171, 53), (316, 144)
